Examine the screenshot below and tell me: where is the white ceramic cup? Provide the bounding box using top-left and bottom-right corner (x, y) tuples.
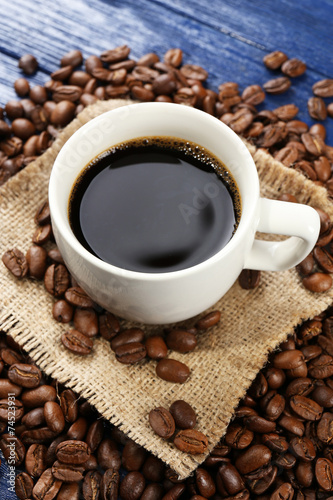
(49, 102), (320, 324)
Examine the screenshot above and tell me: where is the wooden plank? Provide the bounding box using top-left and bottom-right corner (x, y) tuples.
(153, 0), (333, 75)
(0, 0), (332, 141)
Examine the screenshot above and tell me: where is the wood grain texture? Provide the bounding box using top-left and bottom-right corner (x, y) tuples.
(0, 0), (332, 497)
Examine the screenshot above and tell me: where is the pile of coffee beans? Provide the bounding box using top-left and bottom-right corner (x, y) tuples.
(2, 206), (221, 388)
(0, 46), (332, 191)
(149, 401), (208, 455)
(2, 306), (333, 498)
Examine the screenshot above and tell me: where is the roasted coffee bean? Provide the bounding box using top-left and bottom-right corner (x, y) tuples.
(111, 328), (145, 351)
(235, 445), (271, 475)
(263, 50), (288, 70)
(262, 433), (289, 453)
(149, 407), (175, 439)
(44, 263), (70, 297)
(257, 123), (283, 147)
(315, 457), (333, 491)
(60, 49), (83, 67)
(308, 354), (333, 378)
(145, 336), (168, 360)
(21, 384), (57, 408)
(270, 483), (294, 500)
(29, 197), (46, 227)
(165, 330), (197, 353)
(26, 244), (48, 279)
(97, 438), (121, 470)
(195, 467), (216, 497)
(263, 76), (291, 94)
(314, 156), (331, 182)
(273, 103), (299, 121)
(56, 439), (90, 464)
(301, 132), (326, 156)
(289, 436), (316, 461)
(43, 400), (65, 433)
(53, 84), (83, 103)
(32, 468), (62, 500)
(241, 84), (265, 105)
(67, 416), (88, 441)
(72, 308), (98, 337)
(0, 433), (26, 466)
(0, 397), (24, 421)
(314, 247), (333, 273)
(169, 400), (196, 429)
(180, 64), (208, 81)
(311, 385), (333, 408)
(141, 455), (165, 483)
(308, 96), (327, 121)
(14, 77), (30, 97)
(100, 45), (130, 63)
(122, 439), (146, 471)
(52, 299), (73, 323)
(114, 342), (146, 364)
(0, 378), (22, 397)
(18, 54), (38, 75)
(99, 312), (120, 341)
(278, 414), (305, 436)
(82, 470), (102, 500)
(119, 470), (145, 500)
(25, 443), (47, 477)
(238, 269), (261, 289)
(11, 117), (36, 140)
(2, 248), (29, 279)
(217, 463), (244, 495)
(196, 310), (221, 330)
(290, 395), (323, 420)
(0, 136), (22, 157)
(281, 58), (306, 77)
(174, 429), (208, 454)
(244, 415), (276, 433)
(52, 460), (85, 481)
(1, 346), (23, 365)
(156, 358), (190, 383)
(22, 407), (45, 428)
(265, 367), (286, 389)
(317, 412), (333, 444)
(8, 363), (41, 388)
(225, 422), (254, 449)
(285, 377), (314, 398)
(274, 145), (298, 166)
(313, 79), (333, 97)
(50, 100), (76, 127)
(32, 223), (52, 245)
(61, 329), (94, 356)
(15, 471), (34, 499)
(64, 286), (94, 307)
(29, 85), (48, 105)
(60, 388), (78, 423)
(21, 426), (58, 445)
(273, 349), (304, 369)
(57, 482), (80, 500)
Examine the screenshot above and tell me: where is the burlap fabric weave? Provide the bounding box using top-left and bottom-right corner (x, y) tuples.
(1, 99), (333, 479)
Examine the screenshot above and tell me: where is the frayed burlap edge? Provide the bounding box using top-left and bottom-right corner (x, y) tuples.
(0, 99), (333, 479)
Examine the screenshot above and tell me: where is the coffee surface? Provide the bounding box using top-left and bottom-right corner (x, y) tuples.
(69, 137), (241, 273)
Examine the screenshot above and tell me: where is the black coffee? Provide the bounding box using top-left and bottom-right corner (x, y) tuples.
(68, 137), (241, 273)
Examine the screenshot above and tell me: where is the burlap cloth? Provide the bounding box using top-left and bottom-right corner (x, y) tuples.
(1, 99), (333, 479)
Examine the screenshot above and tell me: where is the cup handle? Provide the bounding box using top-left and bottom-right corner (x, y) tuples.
(244, 198), (321, 271)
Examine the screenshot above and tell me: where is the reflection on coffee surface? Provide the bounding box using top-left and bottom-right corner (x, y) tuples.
(68, 136), (241, 273)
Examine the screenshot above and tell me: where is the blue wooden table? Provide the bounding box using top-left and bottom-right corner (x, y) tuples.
(0, 0), (332, 497)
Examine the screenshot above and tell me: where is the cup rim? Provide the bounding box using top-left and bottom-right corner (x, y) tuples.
(49, 102), (260, 282)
